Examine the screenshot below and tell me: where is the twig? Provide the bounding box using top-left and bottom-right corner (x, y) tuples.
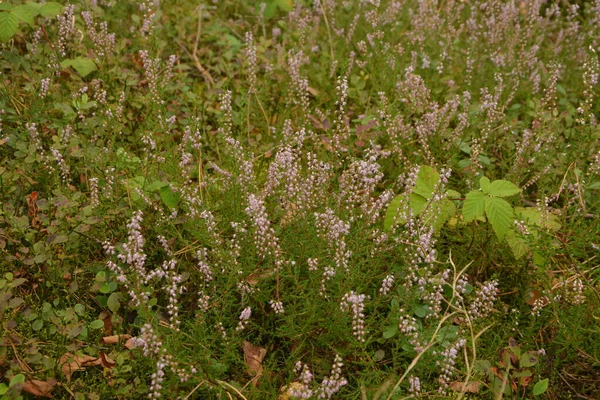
(175, 40), (215, 87)
(216, 380), (248, 400)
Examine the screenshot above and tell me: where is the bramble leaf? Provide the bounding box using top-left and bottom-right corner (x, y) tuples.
(11, 5), (34, 26)
(463, 191), (487, 222)
(413, 166), (440, 199)
(485, 197), (514, 240)
(480, 176), (491, 194)
(0, 11), (19, 42)
(488, 179), (521, 197)
(384, 195), (404, 231)
(60, 57), (98, 77)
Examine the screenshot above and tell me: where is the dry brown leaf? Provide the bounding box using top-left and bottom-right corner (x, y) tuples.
(60, 353), (102, 382)
(124, 337), (138, 350)
(245, 270), (275, 286)
(23, 378), (57, 398)
(520, 375), (533, 387)
(99, 352), (116, 368)
(449, 380), (481, 393)
(243, 340), (266, 384)
(101, 334), (132, 345)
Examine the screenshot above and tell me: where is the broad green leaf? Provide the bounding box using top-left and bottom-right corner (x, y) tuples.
(9, 374), (25, 386)
(409, 193), (427, 216)
(11, 5), (34, 26)
(487, 179), (521, 197)
(434, 198), (457, 230)
(99, 282), (112, 294)
(0, 383), (8, 395)
(0, 3), (13, 11)
(412, 303), (430, 318)
(485, 197), (514, 240)
(520, 350), (539, 367)
(533, 378), (548, 396)
(107, 292), (120, 313)
(89, 319), (104, 329)
(505, 233), (529, 259)
(60, 57), (98, 77)
(413, 166), (440, 199)
(276, 0), (294, 11)
(463, 191), (487, 222)
(160, 185), (180, 209)
(514, 207), (561, 231)
(32, 319), (44, 331)
(446, 189), (461, 199)
(383, 325), (398, 339)
(384, 195), (404, 231)
(480, 176), (491, 194)
(39, 2), (63, 18)
(0, 11), (19, 42)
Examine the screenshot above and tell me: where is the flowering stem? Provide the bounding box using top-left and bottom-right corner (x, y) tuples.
(385, 311), (458, 400)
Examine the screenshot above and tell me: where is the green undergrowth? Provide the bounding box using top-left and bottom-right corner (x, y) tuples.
(1, 0), (600, 399)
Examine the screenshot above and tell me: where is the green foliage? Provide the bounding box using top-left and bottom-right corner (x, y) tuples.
(1, 0), (599, 398)
(0, 2), (62, 42)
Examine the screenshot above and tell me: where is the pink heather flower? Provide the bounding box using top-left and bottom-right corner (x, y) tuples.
(269, 300), (285, 314)
(236, 307), (252, 331)
(318, 355), (348, 399)
(408, 375), (421, 396)
(468, 280), (498, 320)
(340, 291), (367, 342)
(379, 274), (394, 295)
(436, 339), (466, 393)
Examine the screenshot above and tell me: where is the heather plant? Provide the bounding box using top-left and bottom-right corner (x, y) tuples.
(1, 0), (600, 399)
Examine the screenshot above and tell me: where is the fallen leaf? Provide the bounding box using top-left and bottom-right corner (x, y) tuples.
(245, 270), (275, 286)
(101, 334), (132, 345)
(520, 375), (533, 387)
(124, 337), (138, 350)
(99, 352), (116, 368)
(243, 341), (266, 385)
(60, 353), (102, 382)
(449, 380), (481, 393)
(23, 378), (57, 398)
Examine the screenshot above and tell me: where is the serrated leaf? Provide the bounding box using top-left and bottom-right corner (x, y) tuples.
(485, 197), (514, 240)
(0, 11), (19, 42)
(432, 198), (457, 230)
(107, 293), (120, 313)
(505, 233), (529, 259)
(447, 189), (461, 198)
(160, 185), (180, 209)
(463, 191), (487, 222)
(487, 179), (521, 197)
(533, 378), (548, 396)
(11, 5), (34, 26)
(409, 193), (427, 215)
(514, 207), (561, 231)
(384, 195), (405, 231)
(480, 176), (491, 194)
(60, 57), (97, 77)
(39, 2), (63, 18)
(413, 166), (440, 199)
